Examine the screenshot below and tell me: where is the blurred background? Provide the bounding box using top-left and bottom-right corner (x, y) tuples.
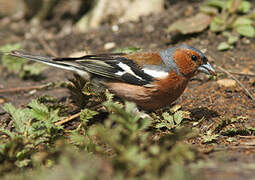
(0, 0), (202, 54)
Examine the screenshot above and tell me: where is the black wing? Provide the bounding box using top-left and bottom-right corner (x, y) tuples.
(9, 51), (155, 86)
(54, 54), (155, 86)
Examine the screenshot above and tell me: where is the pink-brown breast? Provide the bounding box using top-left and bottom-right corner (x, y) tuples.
(105, 71), (189, 110)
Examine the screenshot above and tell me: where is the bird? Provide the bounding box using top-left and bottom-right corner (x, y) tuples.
(8, 45), (216, 110)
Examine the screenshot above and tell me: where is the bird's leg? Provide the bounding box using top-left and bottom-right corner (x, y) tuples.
(132, 107), (152, 119)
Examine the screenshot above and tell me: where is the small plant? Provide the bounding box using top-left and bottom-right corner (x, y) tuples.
(82, 99), (195, 177)
(0, 99), (64, 173)
(154, 107), (191, 130)
(201, 130), (219, 144)
(203, 0), (254, 50)
(67, 74), (106, 108)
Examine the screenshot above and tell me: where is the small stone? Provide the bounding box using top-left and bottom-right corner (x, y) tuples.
(0, 98), (5, 104)
(29, 90), (37, 95)
(217, 79), (236, 87)
(112, 25), (119, 32)
(104, 42), (116, 50)
(242, 38), (250, 44)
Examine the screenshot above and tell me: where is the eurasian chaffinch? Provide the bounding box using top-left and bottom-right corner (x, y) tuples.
(9, 45), (216, 110)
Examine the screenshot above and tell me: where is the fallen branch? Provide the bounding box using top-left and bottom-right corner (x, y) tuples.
(216, 65), (255, 101)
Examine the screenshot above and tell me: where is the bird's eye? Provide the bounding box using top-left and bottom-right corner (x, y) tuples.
(191, 55), (198, 61)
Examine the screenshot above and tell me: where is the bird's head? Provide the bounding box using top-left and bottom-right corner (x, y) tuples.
(160, 45), (216, 78)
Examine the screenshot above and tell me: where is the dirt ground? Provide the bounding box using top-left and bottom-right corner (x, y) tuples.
(0, 1), (255, 179)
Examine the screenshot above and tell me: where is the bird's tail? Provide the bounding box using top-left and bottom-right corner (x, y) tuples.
(7, 50), (89, 77)
(9, 50), (68, 68)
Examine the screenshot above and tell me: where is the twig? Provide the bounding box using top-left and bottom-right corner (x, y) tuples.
(36, 36), (58, 57)
(0, 84), (50, 93)
(0, 81), (69, 93)
(216, 65), (255, 101)
(55, 112), (81, 126)
(228, 71), (255, 77)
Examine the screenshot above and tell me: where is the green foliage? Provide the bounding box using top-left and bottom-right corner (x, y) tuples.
(3, 92), (250, 179)
(68, 94), (196, 178)
(201, 116), (249, 143)
(0, 99), (64, 174)
(80, 108), (99, 123)
(0, 90), (197, 179)
(201, 130), (219, 144)
(67, 74), (105, 108)
(203, 0), (255, 50)
(213, 116), (248, 133)
(82, 100), (195, 178)
(168, 0), (255, 51)
(217, 31), (239, 50)
(155, 110), (191, 130)
(0, 43), (47, 78)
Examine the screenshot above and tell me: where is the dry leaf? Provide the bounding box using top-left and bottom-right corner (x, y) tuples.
(166, 13), (212, 34)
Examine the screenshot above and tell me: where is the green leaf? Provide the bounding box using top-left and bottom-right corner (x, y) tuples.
(15, 159), (31, 168)
(162, 112), (174, 126)
(238, 1), (251, 13)
(217, 42), (233, 51)
(199, 5), (219, 15)
(173, 111), (190, 125)
(173, 113), (183, 125)
(202, 130), (219, 143)
(234, 17), (253, 27)
(80, 109), (98, 123)
(210, 17), (225, 32)
(156, 122), (168, 129)
(206, 0), (228, 9)
(222, 31), (239, 45)
(236, 25), (255, 37)
(28, 100), (49, 121)
(227, 0), (242, 14)
(0, 43), (48, 78)
(3, 103), (31, 134)
(149, 145), (160, 155)
(22, 63), (48, 77)
(0, 44), (26, 74)
(228, 35), (239, 44)
(0, 128), (16, 139)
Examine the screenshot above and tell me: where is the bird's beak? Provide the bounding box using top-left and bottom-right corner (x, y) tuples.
(198, 62), (216, 75)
